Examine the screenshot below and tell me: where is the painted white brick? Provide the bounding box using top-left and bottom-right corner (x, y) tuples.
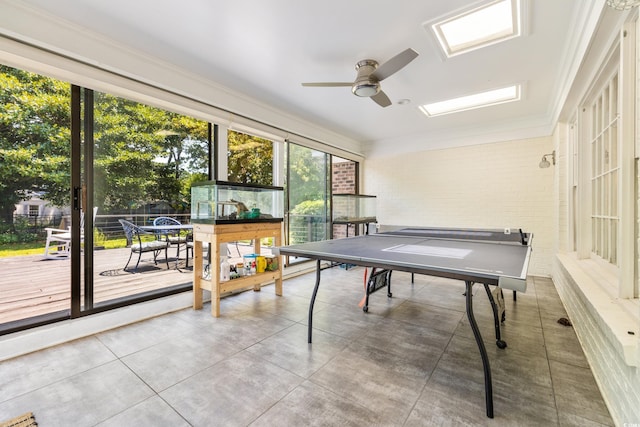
(554, 257), (640, 425)
(363, 136), (554, 276)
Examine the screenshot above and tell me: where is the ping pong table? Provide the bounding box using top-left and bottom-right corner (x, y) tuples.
(274, 226), (532, 419)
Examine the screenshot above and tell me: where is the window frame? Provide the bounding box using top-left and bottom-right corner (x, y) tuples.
(574, 22), (637, 301)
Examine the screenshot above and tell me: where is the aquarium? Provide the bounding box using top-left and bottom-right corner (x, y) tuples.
(191, 181), (284, 224)
(332, 194), (377, 223)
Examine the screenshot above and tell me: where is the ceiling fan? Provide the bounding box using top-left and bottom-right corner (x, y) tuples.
(301, 48), (419, 108)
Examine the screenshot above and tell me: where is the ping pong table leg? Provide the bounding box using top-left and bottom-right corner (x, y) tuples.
(465, 281), (494, 419)
(308, 259), (322, 344)
(483, 284), (507, 349)
(363, 267), (375, 312)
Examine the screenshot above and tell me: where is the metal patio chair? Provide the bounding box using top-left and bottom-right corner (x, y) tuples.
(118, 219), (169, 273)
(153, 216), (188, 249)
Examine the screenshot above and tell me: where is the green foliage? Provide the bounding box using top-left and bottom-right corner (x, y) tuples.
(286, 145), (330, 244)
(0, 65), (70, 221)
(0, 217), (40, 244)
(227, 131), (273, 185)
(287, 144), (328, 207)
(288, 199), (328, 244)
(181, 172), (208, 206)
(0, 64), (211, 220)
(290, 199), (325, 216)
(92, 92), (209, 213)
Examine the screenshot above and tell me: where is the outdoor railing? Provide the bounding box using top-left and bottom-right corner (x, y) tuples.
(3, 213), (192, 243)
(287, 213), (329, 245)
(6, 212), (335, 247)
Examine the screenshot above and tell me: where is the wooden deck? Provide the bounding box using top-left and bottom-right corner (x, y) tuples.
(0, 247), (197, 325)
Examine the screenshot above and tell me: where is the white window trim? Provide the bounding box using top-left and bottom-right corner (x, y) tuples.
(576, 22), (636, 301)
(619, 19), (636, 300)
(564, 17), (640, 364)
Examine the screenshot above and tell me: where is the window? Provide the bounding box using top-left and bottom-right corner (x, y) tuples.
(0, 62), (214, 334)
(285, 143), (330, 249)
(0, 45), (360, 336)
(419, 84), (521, 117)
(227, 130), (274, 186)
(89, 89), (211, 310)
(427, 0), (522, 58)
(331, 156), (358, 239)
(573, 21), (636, 301)
(589, 72), (619, 266)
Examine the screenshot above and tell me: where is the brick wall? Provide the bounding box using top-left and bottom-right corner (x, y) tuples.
(553, 256), (640, 425)
(332, 161), (356, 238)
(332, 161), (356, 194)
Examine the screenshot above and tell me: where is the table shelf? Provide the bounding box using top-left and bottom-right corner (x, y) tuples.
(192, 221), (283, 317)
(197, 271), (281, 294)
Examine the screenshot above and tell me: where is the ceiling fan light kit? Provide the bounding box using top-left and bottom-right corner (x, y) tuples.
(352, 82), (380, 97)
(352, 60), (381, 97)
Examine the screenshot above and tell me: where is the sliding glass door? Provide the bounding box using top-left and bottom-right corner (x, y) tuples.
(86, 89), (210, 311)
(0, 63), (213, 334)
(285, 143), (330, 263)
(0, 66), (73, 331)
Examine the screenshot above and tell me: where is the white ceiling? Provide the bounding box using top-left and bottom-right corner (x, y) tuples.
(2, 0), (605, 157)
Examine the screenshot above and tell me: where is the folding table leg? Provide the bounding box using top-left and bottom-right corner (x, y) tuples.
(307, 259), (322, 343)
(465, 281), (494, 419)
(483, 284), (507, 349)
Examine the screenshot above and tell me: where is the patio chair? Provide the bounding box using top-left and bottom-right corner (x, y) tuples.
(43, 207), (97, 259)
(118, 219), (170, 273)
(153, 216), (192, 265)
(153, 216), (188, 247)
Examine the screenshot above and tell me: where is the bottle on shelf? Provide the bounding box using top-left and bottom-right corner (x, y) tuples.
(220, 256), (231, 282)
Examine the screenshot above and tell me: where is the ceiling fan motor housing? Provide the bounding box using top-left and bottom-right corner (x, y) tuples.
(352, 60), (380, 97)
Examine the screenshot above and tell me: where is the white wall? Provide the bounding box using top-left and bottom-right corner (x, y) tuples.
(363, 136), (554, 276)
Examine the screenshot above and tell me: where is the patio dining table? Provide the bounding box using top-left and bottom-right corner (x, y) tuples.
(140, 224), (194, 270)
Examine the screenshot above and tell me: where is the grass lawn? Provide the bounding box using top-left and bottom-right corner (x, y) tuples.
(0, 242), (45, 257)
(0, 238), (128, 258)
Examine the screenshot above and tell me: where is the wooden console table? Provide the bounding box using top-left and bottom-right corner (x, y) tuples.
(192, 221), (283, 317)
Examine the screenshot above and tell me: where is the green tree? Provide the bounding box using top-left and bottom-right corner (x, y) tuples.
(0, 65), (211, 222)
(93, 92), (209, 213)
(287, 144), (328, 208)
(93, 93), (158, 212)
(227, 130), (273, 185)
(0, 66), (70, 222)
(286, 145), (329, 243)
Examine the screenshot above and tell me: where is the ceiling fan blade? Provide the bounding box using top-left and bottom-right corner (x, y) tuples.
(371, 48), (419, 81)
(371, 90), (392, 108)
(301, 82), (352, 87)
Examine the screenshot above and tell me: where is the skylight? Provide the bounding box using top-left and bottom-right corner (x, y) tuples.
(429, 0), (521, 58)
(419, 85), (521, 117)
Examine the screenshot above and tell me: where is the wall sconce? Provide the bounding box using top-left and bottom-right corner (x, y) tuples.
(539, 150), (555, 168)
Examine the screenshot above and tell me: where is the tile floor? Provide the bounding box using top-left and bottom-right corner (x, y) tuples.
(0, 267), (613, 426)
